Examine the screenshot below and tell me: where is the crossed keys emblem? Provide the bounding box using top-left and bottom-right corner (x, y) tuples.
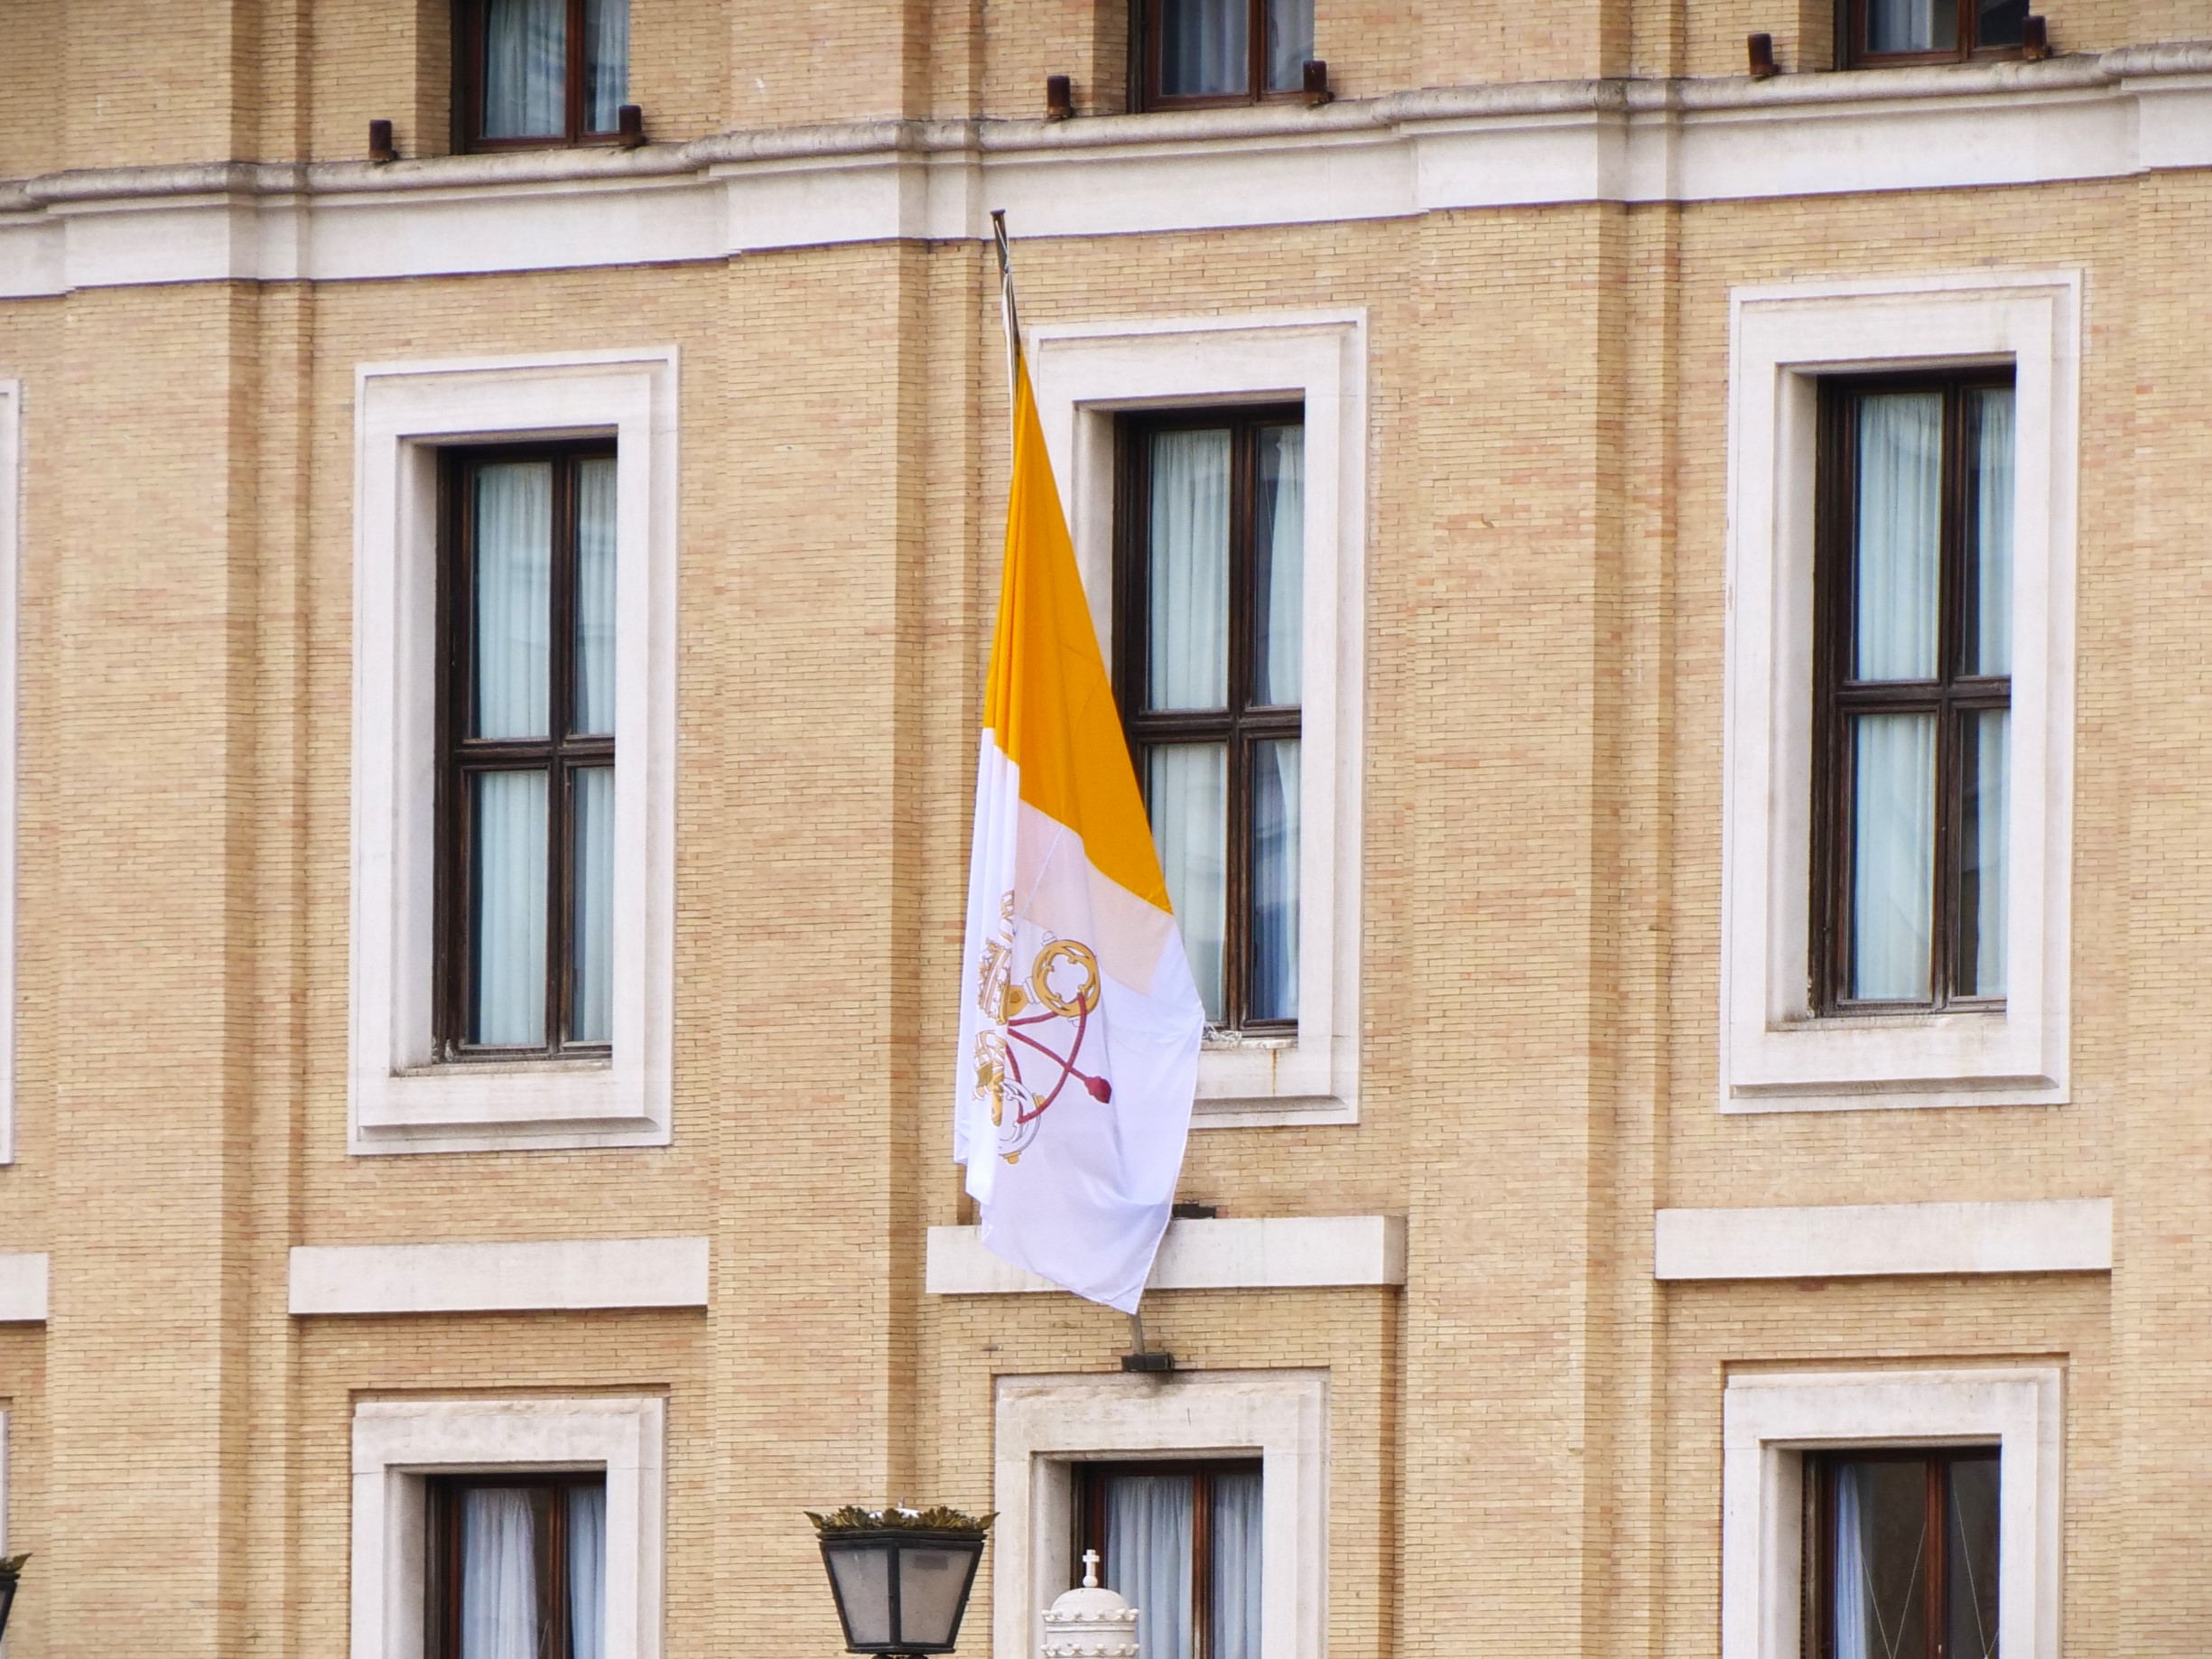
(972, 893), (1112, 1162)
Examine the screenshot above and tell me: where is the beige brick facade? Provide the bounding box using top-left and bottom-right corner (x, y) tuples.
(0, 3), (2207, 1655)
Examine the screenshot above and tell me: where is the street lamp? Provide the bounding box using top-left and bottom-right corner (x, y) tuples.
(810, 1506), (990, 1657)
(0, 1552), (30, 1639)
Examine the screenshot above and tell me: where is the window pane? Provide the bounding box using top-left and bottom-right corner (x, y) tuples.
(1849, 713), (1936, 1002)
(1148, 745), (1227, 1024)
(1104, 1473), (1194, 1659)
(574, 457), (618, 734)
(483, 0), (567, 137)
(1867, 0), (1956, 51)
(571, 767), (615, 1043)
(1250, 740), (1300, 1022)
(473, 461), (553, 739)
(470, 770), (549, 1046)
(1945, 1456), (2002, 1659)
(583, 0), (629, 131)
(1253, 424), (1304, 705)
(1210, 1471), (1264, 1659)
(1958, 709), (2008, 997)
(1161, 0), (1247, 95)
(567, 1485), (607, 1659)
(1975, 0), (2027, 46)
(1148, 429), (1231, 710)
(1963, 387), (2014, 676)
(459, 1487), (546, 1659)
(1853, 393), (1942, 681)
(1263, 0), (1315, 90)
(1831, 1461), (1931, 1659)
(824, 1546), (892, 1646)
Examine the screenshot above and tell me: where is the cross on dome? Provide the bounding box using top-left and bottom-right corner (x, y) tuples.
(1081, 1548), (1101, 1588)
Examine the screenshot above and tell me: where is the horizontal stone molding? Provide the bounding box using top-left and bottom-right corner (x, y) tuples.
(927, 1215), (1406, 1295)
(1655, 1198), (2112, 1281)
(3, 45), (2211, 294)
(0, 1253), (47, 1322)
(289, 1237), (709, 1315)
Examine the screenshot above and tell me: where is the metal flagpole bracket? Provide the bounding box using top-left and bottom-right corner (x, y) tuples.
(1120, 1307), (1176, 1373)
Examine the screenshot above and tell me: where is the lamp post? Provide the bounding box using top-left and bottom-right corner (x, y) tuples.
(810, 1506), (990, 1658)
(0, 1552), (29, 1639)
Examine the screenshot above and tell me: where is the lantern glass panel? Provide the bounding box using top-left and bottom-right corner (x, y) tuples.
(825, 1542), (894, 1646)
(897, 1544), (973, 1645)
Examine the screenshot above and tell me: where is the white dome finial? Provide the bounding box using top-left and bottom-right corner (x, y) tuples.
(1043, 1550), (1139, 1657)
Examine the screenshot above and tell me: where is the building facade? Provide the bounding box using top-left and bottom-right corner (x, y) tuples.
(0, 1), (2208, 1655)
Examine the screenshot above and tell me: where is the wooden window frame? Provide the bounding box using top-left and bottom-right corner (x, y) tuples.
(1114, 405), (1305, 1035)
(1074, 1458), (1265, 1659)
(1811, 369), (2014, 1015)
(426, 1470), (606, 1659)
(1803, 1447), (2001, 1659)
(435, 441), (617, 1061)
(1838, 0), (2028, 68)
(1131, 0), (1309, 112)
(453, 0), (626, 153)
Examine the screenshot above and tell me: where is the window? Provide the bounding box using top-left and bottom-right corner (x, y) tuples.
(428, 1473), (608, 1659)
(1116, 408), (1304, 1035)
(1845, 0), (2026, 66)
(438, 445), (617, 1060)
(1135, 0), (1314, 108)
(1076, 1460), (1263, 1659)
(1813, 374), (2013, 1013)
(458, 0), (629, 151)
(1805, 1449), (2000, 1659)
(1717, 272), (2076, 1114)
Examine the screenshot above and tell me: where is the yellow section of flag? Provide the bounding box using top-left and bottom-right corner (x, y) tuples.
(983, 357), (1172, 917)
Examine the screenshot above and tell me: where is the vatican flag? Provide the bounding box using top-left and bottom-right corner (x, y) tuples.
(953, 220), (1205, 1314)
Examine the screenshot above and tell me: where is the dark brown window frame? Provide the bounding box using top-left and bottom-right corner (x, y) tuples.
(1803, 1447), (2001, 1659)
(435, 441), (617, 1061)
(1131, 0), (1309, 111)
(453, 0), (626, 153)
(1114, 404), (1305, 1035)
(1074, 1458), (1265, 1659)
(1811, 368), (2013, 1015)
(1838, 0), (2028, 68)
(426, 1470), (606, 1659)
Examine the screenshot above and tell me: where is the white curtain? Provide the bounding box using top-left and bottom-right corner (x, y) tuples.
(567, 1485), (607, 1659)
(1850, 713), (1936, 1002)
(1866, 0), (1950, 50)
(1832, 1466), (1872, 1659)
(1210, 1472), (1263, 1659)
(1963, 711), (2008, 995)
(1148, 430), (1230, 710)
(1149, 746), (1227, 1023)
(1968, 387), (2013, 676)
(1263, 0), (1315, 90)
(571, 767), (615, 1042)
(1161, 0), (1246, 96)
(483, 0), (567, 136)
(1854, 394), (1942, 683)
(474, 462), (552, 739)
(473, 770), (548, 1045)
(575, 458), (618, 734)
(583, 0), (629, 131)
(1253, 425), (1304, 706)
(460, 1488), (540, 1659)
(1106, 1475), (1194, 1659)
(1250, 741), (1299, 1021)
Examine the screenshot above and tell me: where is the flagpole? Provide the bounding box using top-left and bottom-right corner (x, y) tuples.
(989, 208), (1020, 407)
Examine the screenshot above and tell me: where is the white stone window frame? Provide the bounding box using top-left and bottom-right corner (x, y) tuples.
(349, 350), (678, 1155)
(993, 1369), (1328, 1659)
(1721, 272), (2078, 1113)
(1722, 1365), (2061, 1659)
(350, 1394), (666, 1659)
(0, 381), (18, 1165)
(1029, 312), (1365, 1129)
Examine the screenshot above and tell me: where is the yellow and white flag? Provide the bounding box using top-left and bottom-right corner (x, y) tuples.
(953, 224), (1205, 1313)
